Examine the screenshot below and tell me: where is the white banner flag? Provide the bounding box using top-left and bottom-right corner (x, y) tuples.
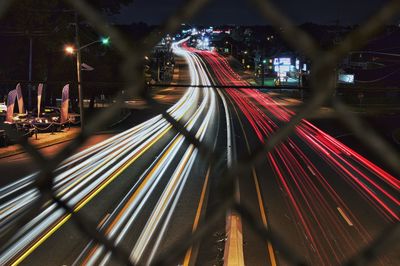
(6, 89), (17, 122)
(16, 83), (24, 114)
(60, 84), (69, 123)
(37, 83), (43, 117)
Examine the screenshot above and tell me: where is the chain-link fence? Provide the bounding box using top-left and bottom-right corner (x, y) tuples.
(0, 0), (399, 265)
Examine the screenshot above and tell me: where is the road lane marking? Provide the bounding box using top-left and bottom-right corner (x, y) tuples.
(223, 86), (277, 265)
(224, 213), (245, 266)
(97, 213), (110, 229)
(228, 93), (277, 266)
(12, 214), (71, 266)
(183, 167), (211, 266)
(7, 58), (200, 265)
(12, 126), (173, 266)
(215, 87), (244, 266)
(81, 133), (183, 265)
(104, 134), (180, 234)
(131, 145), (194, 262)
(337, 207), (353, 226)
(252, 168), (277, 266)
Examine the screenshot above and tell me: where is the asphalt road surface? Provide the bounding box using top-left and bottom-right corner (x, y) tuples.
(0, 39), (398, 266)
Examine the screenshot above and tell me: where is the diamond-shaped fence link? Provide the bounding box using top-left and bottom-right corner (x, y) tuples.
(0, 0), (399, 265)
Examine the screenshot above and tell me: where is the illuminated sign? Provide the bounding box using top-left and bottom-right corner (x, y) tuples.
(274, 65), (290, 72)
(338, 74), (355, 84)
(273, 58), (291, 66)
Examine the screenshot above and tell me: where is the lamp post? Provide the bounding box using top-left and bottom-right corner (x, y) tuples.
(74, 12), (84, 130)
(65, 13), (109, 130)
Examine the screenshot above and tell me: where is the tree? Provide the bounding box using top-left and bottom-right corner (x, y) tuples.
(0, 0), (133, 105)
(0, 0), (133, 75)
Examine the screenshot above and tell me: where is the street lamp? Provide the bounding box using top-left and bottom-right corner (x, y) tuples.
(79, 37), (110, 50)
(64, 35), (110, 130)
(64, 45), (75, 55)
(101, 37), (110, 45)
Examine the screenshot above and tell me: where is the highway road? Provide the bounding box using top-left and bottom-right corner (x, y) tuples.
(0, 40), (398, 266)
(195, 48), (399, 265)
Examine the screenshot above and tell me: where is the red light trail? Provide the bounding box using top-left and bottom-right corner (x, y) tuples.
(191, 47), (398, 265)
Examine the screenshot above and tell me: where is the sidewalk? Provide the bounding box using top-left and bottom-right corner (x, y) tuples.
(0, 127), (80, 159)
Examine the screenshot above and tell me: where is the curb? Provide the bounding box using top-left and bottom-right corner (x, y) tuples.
(0, 135), (78, 160)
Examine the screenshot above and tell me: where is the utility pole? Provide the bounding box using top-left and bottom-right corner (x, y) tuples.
(75, 12), (84, 130)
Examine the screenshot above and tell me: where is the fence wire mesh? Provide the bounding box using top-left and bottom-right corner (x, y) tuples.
(0, 0), (399, 265)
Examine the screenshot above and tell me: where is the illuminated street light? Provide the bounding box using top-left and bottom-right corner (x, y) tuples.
(65, 45), (75, 55)
(80, 37), (110, 50)
(101, 37), (110, 45)
(63, 35), (110, 130)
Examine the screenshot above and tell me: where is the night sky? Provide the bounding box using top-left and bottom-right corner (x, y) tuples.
(114, 0), (390, 25)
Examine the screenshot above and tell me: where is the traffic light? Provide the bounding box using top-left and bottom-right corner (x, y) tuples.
(101, 37), (110, 45)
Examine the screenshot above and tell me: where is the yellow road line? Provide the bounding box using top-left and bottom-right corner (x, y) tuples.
(83, 135), (186, 264)
(337, 207), (353, 226)
(183, 167), (211, 266)
(97, 213), (110, 229)
(104, 135), (181, 234)
(230, 97), (276, 265)
(12, 85), (198, 265)
(252, 168), (277, 266)
(84, 94), (207, 262)
(75, 126), (171, 213)
(12, 214), (71, 266)
(12, 126), (172, 266)
(224, 212), (245, 266)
